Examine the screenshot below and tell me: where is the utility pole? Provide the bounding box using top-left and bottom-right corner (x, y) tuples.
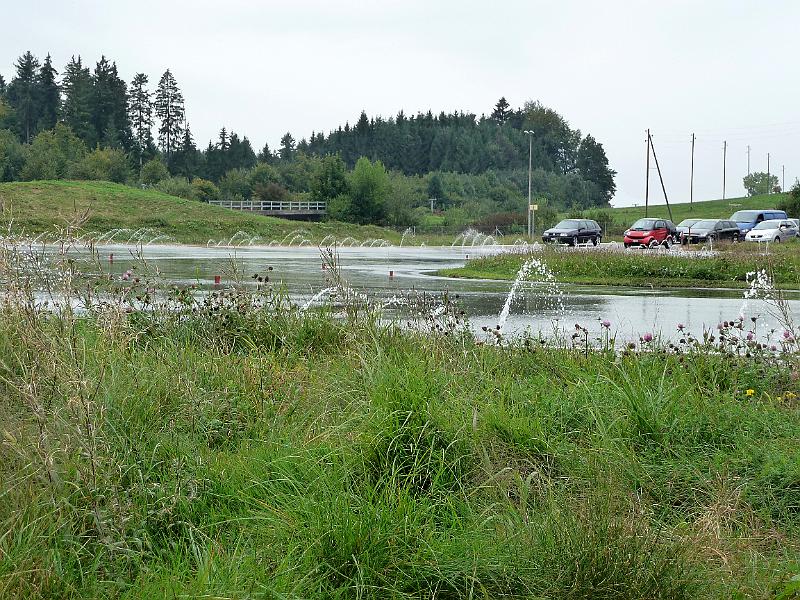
(747, 145), (751, 175)
(690, 133), (695, 211)
(645, 129), (651, 217)
(722, 141), (727, 200)
(524, 130), (534, 238)
(767, 153), (770, 194)
(782, 165), (785, 192)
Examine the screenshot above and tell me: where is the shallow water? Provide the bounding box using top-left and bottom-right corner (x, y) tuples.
(78, 244), (800, 342)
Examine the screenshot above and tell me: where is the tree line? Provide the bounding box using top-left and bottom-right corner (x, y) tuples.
(0, 50), (617, 228)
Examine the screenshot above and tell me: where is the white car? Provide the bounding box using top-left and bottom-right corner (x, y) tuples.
(744, 219), (798, 243)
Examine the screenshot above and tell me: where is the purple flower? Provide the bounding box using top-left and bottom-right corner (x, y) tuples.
(677, 323), (685, 331)
(717, 323), (724, 331)
(746, 332), (754, 341)
(601, 319), (611, 329)
(770, 344), (778, 352)
(642, 332), (653, 343)
(783, 330), (793, 340)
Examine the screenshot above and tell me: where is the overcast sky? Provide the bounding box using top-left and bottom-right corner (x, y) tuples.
(3, 0), (798, 206)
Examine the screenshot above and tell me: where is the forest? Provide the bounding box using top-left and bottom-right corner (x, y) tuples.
(0, 51), (616, 229)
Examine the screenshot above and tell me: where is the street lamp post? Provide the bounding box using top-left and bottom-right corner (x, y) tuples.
(524, 130), (534, 238)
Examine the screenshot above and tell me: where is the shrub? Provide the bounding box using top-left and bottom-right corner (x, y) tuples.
(140, 158), (169, 185)
(70, 147), (131, 183)
(191, 177), (219, 202)
(155, 176), (194, 200)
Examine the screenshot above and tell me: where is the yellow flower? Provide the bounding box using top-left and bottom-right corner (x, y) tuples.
(745, 389), (755, 397)
(784, 391), (797, 400)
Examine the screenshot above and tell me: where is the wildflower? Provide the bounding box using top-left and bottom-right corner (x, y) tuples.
(746, 332), (754, 341)
(783, 330), (794, 342)
(770, 344), (778, 352)
(745, 389), (755, 396)
(677, 323), (685, 331)
(784, 391), (797, 400)
(601, 319), (611, 329)
(642, 332), (653, 343)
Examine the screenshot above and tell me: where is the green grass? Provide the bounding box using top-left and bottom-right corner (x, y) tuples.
(0, 292), (799, 597)
(608, 192), (791, 225)
(0, 180), (435, 245)
(441, 243), (800, 289)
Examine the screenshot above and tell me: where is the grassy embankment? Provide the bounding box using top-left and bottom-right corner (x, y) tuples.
(608, 192), (790, 224)
(0, 180), (452, 245)
(441, 244), (800, 289)
(0, 282), (799, 598)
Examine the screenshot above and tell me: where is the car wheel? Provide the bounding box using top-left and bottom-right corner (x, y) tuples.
(662, 236), (673, 248)
(732, 234), (739, 243)
(707, 235), (716, 243)
(774, 236), (781, 243)
(592, 236), (599, 246)
(571, 237), (578, 247)
(648, 240), (659, 249)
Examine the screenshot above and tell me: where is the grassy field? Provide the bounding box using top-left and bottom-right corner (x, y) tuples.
(441, 243), (800, 289)
(0, 180), (443, 245)
(606, 192), (791, 226)
(0, 283), (798, 598)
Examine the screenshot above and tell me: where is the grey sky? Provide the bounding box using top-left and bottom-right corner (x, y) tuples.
(3, 0), (798, 206)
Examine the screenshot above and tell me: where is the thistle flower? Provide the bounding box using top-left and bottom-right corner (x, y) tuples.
(642, 332), (653, 343)
(601, 319), (611, 329)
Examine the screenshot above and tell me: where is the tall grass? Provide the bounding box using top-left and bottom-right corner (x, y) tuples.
(0, 241), (798, 598)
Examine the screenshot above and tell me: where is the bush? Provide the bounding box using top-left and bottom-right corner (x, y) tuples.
(191, 177), (219, 202)
(219, 168), (252, 200)
(778, 183), (800, 218)
(140, 158), (169, 185)
(155, 176), (194, 200)
(70, 147), (131, 183)
(21, 124), (86, 180)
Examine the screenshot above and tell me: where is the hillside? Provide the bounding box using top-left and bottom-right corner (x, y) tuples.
(609, 192), (791, 223)
(0, 180), (406, 245)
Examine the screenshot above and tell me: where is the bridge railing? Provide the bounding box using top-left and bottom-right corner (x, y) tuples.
(208, 199), (327, 212)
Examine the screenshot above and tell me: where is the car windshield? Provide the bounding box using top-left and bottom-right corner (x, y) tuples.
(753, 220), (783, 230)
(731, 210), (760, 222)
(630, 219), (658, 231)
(693, 220), (718, 229)
(677, 219), (700, 227)
(553, 219), (581, 229)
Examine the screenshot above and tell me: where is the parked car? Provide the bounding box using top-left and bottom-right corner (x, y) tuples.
(744, 219), (799, 243)
(676, 218), (702, 237)
(541, 219), (602, 246)
(623, 218), (678, 248)
(730, 209), (788, 235)
(680, 219), (740, 244)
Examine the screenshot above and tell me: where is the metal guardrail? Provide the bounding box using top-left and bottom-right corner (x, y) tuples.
(208, 199), (327, 212)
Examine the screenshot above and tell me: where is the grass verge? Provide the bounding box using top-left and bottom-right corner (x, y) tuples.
(440, 244), (800, 290)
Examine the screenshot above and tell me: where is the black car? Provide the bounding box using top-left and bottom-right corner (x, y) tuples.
(680, 219), (740, 244)
(542, 219), (602, 246)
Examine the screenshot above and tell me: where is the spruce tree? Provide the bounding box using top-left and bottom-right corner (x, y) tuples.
(154, 69), (185, 159)
(61, 57), (94, 145)
(257, 142), (274, 164)
(218, 127), (229, 151)
(37, 54), (59, 131)
(7, 51), (41, 142)
(279, 132), (295, 161)
(490, 97), (510, 125)
(174, 122), (199, 178)
(91, 57), (130, 150)
(0, 74), (6, 97)
(128, 73), (154, 167)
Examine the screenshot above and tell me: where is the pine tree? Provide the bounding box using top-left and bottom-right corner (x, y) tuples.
(91, 57), (130, 150)
(218, 127), (229, 151)
(491, 97), (510, 125)
(257, 142), (275, 164)
(7, 51), (41, 142)
(0, 74), (6, 97)
(38, 54), (59, 131)
(154, 69), (185, 158)
(128, 73), (154, 167)
(61, 56), (94, 144)
(173, 122), (199, 178)
(279, 132), (295, 161)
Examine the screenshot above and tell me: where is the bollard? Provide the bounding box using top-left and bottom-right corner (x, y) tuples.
(214, 275), (221, 285)
(465, 254), (469, 259)
(389, 270), (394, 278)
(109, 253), (114, 262)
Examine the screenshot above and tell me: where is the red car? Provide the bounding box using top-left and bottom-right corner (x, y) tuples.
(623, 218), (678, 248)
